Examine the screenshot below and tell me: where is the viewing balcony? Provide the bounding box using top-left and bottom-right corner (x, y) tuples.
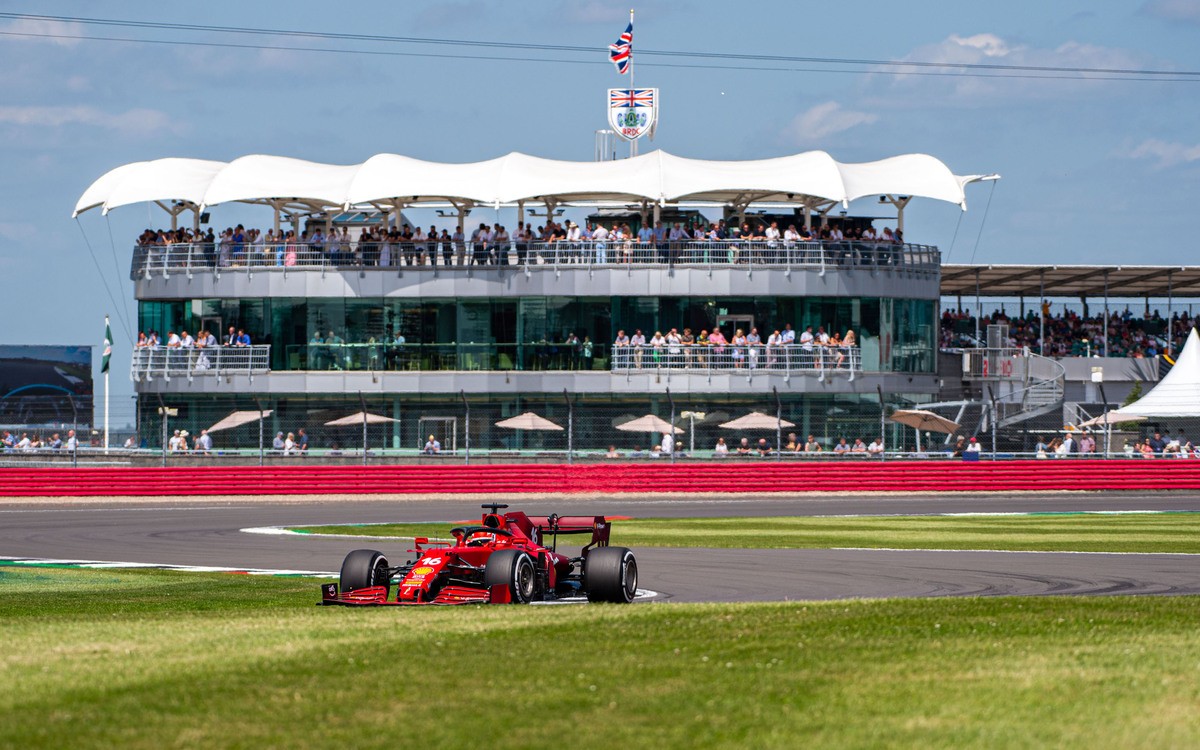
(130, 345), (271, 382)
(130, 239), (940, 279)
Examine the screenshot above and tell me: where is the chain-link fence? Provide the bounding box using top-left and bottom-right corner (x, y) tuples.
(5, 391), (1198, 466)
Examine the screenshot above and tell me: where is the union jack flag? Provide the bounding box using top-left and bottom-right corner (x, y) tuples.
(609, 89), (654, 108)
(608, 21), (632, 74)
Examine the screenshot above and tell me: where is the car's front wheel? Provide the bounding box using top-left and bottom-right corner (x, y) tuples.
(585, 547), (638, 603)
(340, 549), (390, 598)
(483, 550), (536, 603)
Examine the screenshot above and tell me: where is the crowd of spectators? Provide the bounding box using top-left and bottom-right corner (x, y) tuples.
(136, 218), (906, 269)
(941, 306), (1196, 358)
(613, 323), (858, 370)
(1, 429), (79, 453)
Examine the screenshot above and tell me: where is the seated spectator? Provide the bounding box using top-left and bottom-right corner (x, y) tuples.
(756, 438), (773, 456)
(423, 435), (441, 454)
(785, 432), (799, 452)
(605, 445), (621, 458)
(735, 438), (752, 455)
(713, 437), (729, 456)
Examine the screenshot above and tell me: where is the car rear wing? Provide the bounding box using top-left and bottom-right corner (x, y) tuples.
(526, 515), (611, 548)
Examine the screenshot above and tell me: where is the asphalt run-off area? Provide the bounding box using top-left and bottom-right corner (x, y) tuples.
(4, 491), (1200, 603)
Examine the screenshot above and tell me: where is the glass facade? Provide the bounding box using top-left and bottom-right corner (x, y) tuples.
(138, 295), (936, 373)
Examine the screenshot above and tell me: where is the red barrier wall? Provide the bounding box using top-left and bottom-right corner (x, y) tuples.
(3, 461), (1200, 497)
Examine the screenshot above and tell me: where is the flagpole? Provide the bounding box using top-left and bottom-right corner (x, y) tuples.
(104, 315), (110, 454)
(628, 8), (636, 159)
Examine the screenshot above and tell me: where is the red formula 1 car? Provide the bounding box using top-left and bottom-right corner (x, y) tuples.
(320, 504), (639, 606)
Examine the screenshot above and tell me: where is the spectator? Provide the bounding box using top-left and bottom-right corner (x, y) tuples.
(273, 432), (285, 451)
(66, 430), (78, 452)
(804, 434), (822, 452)
(424, 435), (441, 454)
(661, 431), (674, 455)
(851, 438), (867, 454)
(298, 428), (310, 453)
(965, 437), (982, 454)
(833, 437), (850, 455)
(867, 437), (884, 456)
(284, 432), (297, 455)
(50, 433), (63, 450)
(735, 438), (752, 455)
(605, 445), (621, 458)
(1149, 432), (1167, 455)
(756, 438), (772, 456)
(195, 429), (213, 455)
(713, 437), (729, 456)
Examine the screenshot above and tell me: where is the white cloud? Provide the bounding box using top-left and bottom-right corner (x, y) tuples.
(0, 17), (85, 47)
(0, 106), (177, 136)
(1140, 0), (1200, 24)
(781, 101), (878, 145)
(875, 33), (1154, 103)
(1128, 138), (1200, 168)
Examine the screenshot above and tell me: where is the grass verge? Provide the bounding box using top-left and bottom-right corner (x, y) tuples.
(2, 566), (1199, 749)
(291, 512), (1200, 553)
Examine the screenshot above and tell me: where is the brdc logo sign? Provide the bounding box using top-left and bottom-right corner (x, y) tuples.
(608, 88), (658, 141)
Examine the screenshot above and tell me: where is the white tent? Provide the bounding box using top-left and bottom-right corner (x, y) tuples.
(1114, 328), (1200, 417)
(74, 150), (996, 217)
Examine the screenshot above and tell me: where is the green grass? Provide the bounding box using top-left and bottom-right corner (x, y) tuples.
(292, 512), (1200, 553)
(2, 566), (1200, 749)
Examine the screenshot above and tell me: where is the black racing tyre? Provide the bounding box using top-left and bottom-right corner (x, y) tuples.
(483, 549), (537, 604)
(340, 549), (390, 597)
(585, 547), (638, 604)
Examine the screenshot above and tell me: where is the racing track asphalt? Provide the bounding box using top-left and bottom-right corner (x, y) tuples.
(3, 492), (1200, 603)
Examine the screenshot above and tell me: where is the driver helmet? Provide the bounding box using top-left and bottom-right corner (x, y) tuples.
(466, 530), (497, 546)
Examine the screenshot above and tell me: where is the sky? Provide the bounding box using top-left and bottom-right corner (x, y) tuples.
(1, 0), (1199, 417)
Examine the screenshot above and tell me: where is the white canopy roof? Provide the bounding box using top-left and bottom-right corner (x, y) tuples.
(1116, 328), (1200, 418)
(74, 150), (995, 217)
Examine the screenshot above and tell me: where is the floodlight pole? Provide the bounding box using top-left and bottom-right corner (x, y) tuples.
(666, 387), (676, 463)
(564, 388), (574, 464)
(254, 396), (265, 467)
(987, 385), (998, 460)
(1097, 381), (1110, 459)
(358, 391), (368, 466)
(876, 384), (886, 463)
(460, 390), (470, 466)
(773, 386), (782, 462)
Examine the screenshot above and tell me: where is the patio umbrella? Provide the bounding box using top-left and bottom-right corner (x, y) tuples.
(1077, 411), (1147, 428)
(323, 411), (396, 427)
(616, 415), (683, 434)
(495, 412), (563, 431)
(719, 411), (796, 430)
(207, 409), (273, 433)
(888, 409), (960, 435)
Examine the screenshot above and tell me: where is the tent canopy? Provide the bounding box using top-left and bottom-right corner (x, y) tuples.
(718, 411), (796, 430)
(616, 415), (683, 434)
(74, 150), (995, 217)
(324, 411), (396, 427)
(1114, 328), (1200, 418)
(889, 409), (961, 435)
(494, 412), (563, 431)
(207, 409), (273, 433)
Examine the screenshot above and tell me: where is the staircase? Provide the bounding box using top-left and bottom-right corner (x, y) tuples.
(926, 347), (1066, 439)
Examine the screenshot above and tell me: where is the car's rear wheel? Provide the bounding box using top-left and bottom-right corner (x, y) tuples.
(340, 549), (390, 598)
(585, 547), (638, 603)
(483, 549), (536, 603)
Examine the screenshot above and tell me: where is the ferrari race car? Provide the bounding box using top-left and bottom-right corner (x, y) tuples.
(320, 504), (638, 605)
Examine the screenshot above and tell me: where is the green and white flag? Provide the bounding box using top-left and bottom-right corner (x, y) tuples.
(102, 317), (112, 374)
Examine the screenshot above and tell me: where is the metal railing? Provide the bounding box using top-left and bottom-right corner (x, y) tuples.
(130, 239), (940, 278)
(275, 341), (861, 375)
(611, 343), (860, 376)
(130, 345), (271, 381)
